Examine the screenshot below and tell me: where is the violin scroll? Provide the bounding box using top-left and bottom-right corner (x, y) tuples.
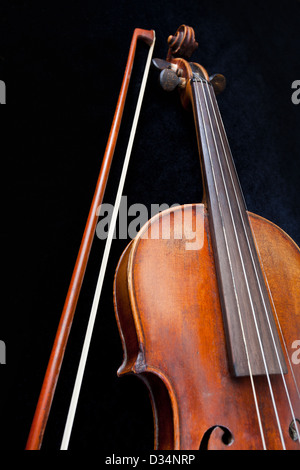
(166, 25), (198, 61)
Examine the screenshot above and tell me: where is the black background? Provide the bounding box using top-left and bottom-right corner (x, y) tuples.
(0, 0), (299, 452)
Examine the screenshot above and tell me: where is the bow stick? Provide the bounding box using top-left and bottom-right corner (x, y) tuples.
(26, 28), (156, 450)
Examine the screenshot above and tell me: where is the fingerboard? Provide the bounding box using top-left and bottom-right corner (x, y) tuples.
(191, 77), (287, 377)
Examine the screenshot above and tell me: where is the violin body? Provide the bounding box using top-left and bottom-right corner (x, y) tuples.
(25, 23), (299, 451)
(114, 204), (300, 449)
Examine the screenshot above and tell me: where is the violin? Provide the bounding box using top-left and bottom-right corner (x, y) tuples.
(113, 25), (300, 450)
(26, 25), (300, 451)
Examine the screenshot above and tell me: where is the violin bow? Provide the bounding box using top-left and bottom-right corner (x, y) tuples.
(26, 28), (156, 450)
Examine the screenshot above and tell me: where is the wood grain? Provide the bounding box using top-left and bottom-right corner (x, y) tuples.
(114, 204), (300, 450)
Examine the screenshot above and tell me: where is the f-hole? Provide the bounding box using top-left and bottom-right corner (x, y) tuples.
(199, 425), (234, 450)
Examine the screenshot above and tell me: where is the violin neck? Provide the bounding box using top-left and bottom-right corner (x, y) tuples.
(190, 77), (287, 377)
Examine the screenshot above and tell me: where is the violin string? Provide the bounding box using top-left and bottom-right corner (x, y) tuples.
(199, 79), (290, 449)
(205, 82), (300, 445)
(198, 79), (287, 449)
(207, 84), (300, 400)
(253, 239), (300, 444)
(60, 35), (156, 450)
(258, 257), (300, 399)
(208, 84), (300, 402)
(193, 80), (267, 449)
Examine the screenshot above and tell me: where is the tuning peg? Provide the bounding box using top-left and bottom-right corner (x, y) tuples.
(152, 58), (178, 72)
(209, 73), (226, 95)
(159, 68), (186, 92)
(153, 58), (171, 70)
